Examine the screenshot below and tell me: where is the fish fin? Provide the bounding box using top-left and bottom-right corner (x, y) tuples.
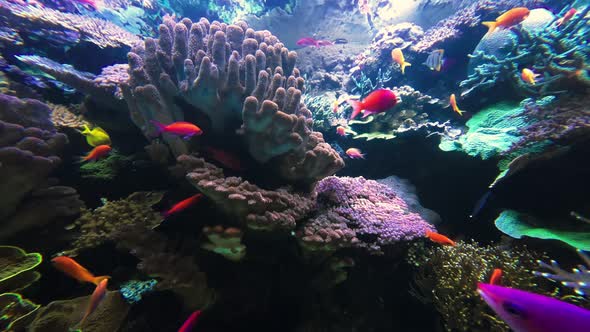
(150, 120), (165, 136)
(347, 99), (363, 120)
(361, 110), (373, 118)
(91, 275), (110, 286)
(435, 63), (442, 72)
(482, 21), (497, 34)
(79, 125), (91, 135)
(93, 127), (109, 136)
(401, 62), (411, 74)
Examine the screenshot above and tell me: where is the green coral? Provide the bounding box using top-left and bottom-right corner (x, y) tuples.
(495, 209), (590, 250)
(0, 246), (42, 293)
(0, 293), (40, 331)
(79, 151), (133, 180)
(208, 0), (264, 23)
(407, 240), (584, 332)
(63, 191), (164, 256)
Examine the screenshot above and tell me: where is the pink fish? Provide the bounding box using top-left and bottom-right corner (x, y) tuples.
(178, 310), (202, 332)
(347, 89), (399, 120)
(151, 120), (203, 139)
(80, 279), (108, 326)
(336, 126), (347, 137)
(296, 37), (333, 48)
(345, 148), (364, 159)
(556, 8), (577, 27)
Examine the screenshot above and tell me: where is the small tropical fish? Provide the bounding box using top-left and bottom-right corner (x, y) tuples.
(336, 126), (347, 137)
(482, 7), (530, 35)
(332, 99), (340, 113)
(449, 94), (465, 116)
(345, 148), (364, 159)
(521, 68), (539, 85)
(75, 0), (104, 10)
(296, 37), (332, 48)
(425, 230), (456, 246)
(391, 48), (411, 74)
(477, 283), (590, 332)
(162, 193), (203, 218)
(79, 125), (111, 147)
(178, 310), (202, 332)
(80, 278), (108, 326)
(556, 8), (577, 27)
(151, 120), (203, 139)
(423, 49), (445, 72)
(81, 145), (112, 162)
(51, 256), (110, 285)
(204, 147), (243, 171)
(346, 89), (399, 120)
(490, 268), (503, 285)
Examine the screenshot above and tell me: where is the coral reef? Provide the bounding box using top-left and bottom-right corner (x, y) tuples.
(0, 246), (42, 294)
(122, 15), (343, 184)
(0, 0), (141, 49)
(534, 249), (590, 297)
(298, 176), (435, 255)
(178, 155), (314, 232)
(119, 279), (158, 304)
(407, 240), (570, 332)
(26, 291), (130, 332)
(461, 7), (590, 97)
(48, 103), (90, 130)
(0, 293), (40, 331)
(63, 191), (164, 256)
(201, 225), (246, 262)
(79, 150), (134, 180)
(494, 209), (590, 250)
(0, 94), (83, 240)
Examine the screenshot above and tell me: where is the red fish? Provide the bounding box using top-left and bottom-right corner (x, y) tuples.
(347, 89), (399, 120)
(51, 256), (110, 285)
(345, 148), (364, 159)
(178, 310), (202, 332)
(425, 230), (456, 246)
(151, 120), (203, 139)
(204, 147), (244, 171)
(336, 126), (347, 137)
(482, 7), (530, 35)
(556, 8), (577, 27)
(81, 144), (111, 162)
(162, 193), (203, 218)
(490, 268), (503, 285)
(80, 278), (108, 326)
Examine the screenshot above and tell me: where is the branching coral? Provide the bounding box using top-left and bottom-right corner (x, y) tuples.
(461, 6), (590, 97)
(534, 249), (590, 297)
(63, 191), (164, 256)
(407, 240), (562, 332)
(178, 154), (314, 232)
(0, 293), (40, 331)
(298, 176), (435, 255)
(0, 0), (141, 48)
(122, 15), (343, 184)
(48, 103), (90, 130)
(201, 225), (246, 262)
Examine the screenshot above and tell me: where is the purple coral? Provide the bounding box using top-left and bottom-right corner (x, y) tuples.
(300, 176), (436, 254)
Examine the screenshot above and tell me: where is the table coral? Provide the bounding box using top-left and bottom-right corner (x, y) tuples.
(0, 293), (40, 331)
(178, 154), (314, 232)
(201, 225), (246, 262)
(0, 246), (42, 293)
(48, 104), (90, 130)
(122, 15), (343, 184)
(63, 191), (164, 256)
(299, 176), (436, 255)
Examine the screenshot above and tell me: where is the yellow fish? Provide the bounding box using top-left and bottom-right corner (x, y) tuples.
(450, 94), (465, 116)
(79, 125), (111, 147)
(521, 68), (539, 85)
(391, 48), (411, 75)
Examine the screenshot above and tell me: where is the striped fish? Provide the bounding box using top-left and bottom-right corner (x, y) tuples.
(423, 49), (445, 72)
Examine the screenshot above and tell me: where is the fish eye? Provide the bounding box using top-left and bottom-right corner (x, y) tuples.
(502, 301), (528, 319)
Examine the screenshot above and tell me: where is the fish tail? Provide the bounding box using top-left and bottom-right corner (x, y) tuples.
(482, 21), (497, 35)
(150, 120), (165, 136)
(347, 99), (363, 120)
(161, 209), (171, 219)
(401, 62), (411, 75)
(78, 124), (91, 135)
(91, 275), (110, 286)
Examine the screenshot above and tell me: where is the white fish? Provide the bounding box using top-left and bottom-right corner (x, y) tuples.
(423, 49), (445, 72)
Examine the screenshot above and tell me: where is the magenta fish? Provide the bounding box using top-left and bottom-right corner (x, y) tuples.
(178, 310), (202, 332)
(346, 89), (399, 120)
(477, 282), (590, 332)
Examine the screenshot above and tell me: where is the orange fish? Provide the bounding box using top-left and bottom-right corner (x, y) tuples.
(336, 126), (347, 137)
(345, 148), (364, 159)
(162, 193), (203, 218)
(81, 144), (111, 162)
(556, 8), (577, 27)
(80, 278), (108, 326)
(51, 256), (110, 285)
(521, 68), (540, 85)
(482, 7), (530, 35)
(332, 99), (340, 113)
(391, 48), (411, 74)
(151, 120), (203, 139)
(490, 268), (503, 285)
(425, 230), (456, 246)
(449, 94), (465, 116)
